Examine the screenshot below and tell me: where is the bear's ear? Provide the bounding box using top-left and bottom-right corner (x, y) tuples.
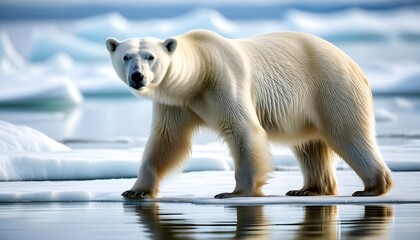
(163, 38), (177, 54)
(106, 37), (120, 53)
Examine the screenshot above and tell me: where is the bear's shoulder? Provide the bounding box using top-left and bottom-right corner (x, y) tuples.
(180, 29), (225, 43)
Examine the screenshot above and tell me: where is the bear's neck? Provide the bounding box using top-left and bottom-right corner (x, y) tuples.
(158, 41), (208, 106)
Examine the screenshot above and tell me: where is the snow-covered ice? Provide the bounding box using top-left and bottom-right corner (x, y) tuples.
(0, 171), (419, 204)
(0, 120), (233, 181)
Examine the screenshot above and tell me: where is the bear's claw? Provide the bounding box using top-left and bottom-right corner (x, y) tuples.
(286, 190), (318, 196)
(214, 193), (228, 199)
(121, 190), (151, 199)
(352, 190), (380, 196)
(214, 192), (240, 199)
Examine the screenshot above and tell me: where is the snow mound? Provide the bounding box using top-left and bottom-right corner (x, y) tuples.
(0, 120), (69, 152)
(0, 149), (139, 181)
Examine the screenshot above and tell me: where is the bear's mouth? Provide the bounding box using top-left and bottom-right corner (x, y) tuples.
(128, 79), (145, 90)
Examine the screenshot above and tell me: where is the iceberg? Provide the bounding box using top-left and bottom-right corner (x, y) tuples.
(285, 7), (420, 43)
(0, 72), (83, 106)
(0, 33), (83, 106)
(375, 108), (398, 122)
(1, 7), (420, 97)
(27, 28), (108, 62)
(365, 62), (420, 95)
(72, 13), (132, 44)
(0, 32), (24, 71)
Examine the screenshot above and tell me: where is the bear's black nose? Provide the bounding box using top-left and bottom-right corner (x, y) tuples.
(129, 71), (145, 90)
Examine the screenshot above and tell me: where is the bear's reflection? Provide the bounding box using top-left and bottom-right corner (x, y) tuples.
(125, 203), (393, 240)
(295, 205), (339, 240)
(129, 203), (194, 240)
(296, 205), (394, 240)
(345, 205), (394, 239)
(231, 205), (268, 240)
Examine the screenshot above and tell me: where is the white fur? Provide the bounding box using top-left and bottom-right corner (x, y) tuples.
(106, 30), (392, 199)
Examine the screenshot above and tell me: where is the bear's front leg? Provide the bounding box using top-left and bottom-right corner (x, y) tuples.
(122, 103), (202, 199)
(215, 117), (272, 199)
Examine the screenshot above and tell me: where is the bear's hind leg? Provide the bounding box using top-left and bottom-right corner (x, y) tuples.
(287, 140), (338, 196)
(325, 133), (392, 196)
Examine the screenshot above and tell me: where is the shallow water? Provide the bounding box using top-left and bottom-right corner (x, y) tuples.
(1, 202), (419, 240)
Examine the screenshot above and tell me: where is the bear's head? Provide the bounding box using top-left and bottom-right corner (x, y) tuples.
(105, 37), (177, 94)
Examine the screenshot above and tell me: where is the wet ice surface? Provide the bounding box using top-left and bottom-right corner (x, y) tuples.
(1, 202), (420, 240)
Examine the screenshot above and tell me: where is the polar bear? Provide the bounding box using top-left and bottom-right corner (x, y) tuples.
(106, 30), (392, 199)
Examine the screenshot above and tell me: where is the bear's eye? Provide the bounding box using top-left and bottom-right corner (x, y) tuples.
(123, 55), (130, 61)
(146, 55), (154, 61)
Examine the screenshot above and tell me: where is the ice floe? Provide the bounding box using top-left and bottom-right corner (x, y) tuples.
(1, 121), (420, 181)
(1, 171), (419, 203)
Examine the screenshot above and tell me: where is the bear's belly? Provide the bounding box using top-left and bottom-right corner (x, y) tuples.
(260, 117), (319, 144)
